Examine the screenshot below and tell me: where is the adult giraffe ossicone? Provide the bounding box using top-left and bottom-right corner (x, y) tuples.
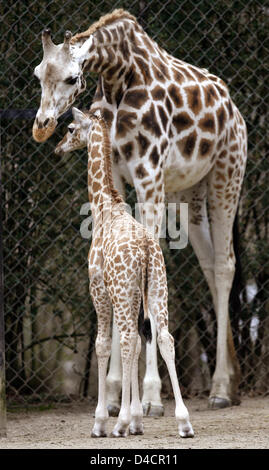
(33, 9), (247, 412)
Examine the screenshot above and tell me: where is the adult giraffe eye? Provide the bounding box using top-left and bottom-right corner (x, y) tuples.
(65, 76), (78, 85)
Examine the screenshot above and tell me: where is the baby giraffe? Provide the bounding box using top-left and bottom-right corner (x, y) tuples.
(55, 108), (194, 438)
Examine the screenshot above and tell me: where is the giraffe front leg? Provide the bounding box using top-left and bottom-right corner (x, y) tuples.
(91, 332), (111, 438)
(129, 290), (144, 434)
(208, 253), (236, 409)
(207, 202), (239, 409)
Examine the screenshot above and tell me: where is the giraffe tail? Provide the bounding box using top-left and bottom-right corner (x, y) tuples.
(139, 237), (152, 343)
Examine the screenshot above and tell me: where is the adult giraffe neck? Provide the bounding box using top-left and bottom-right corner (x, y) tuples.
(72, 15), (162, 87)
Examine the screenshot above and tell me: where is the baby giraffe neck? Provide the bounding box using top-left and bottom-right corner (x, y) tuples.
(87, 116), (123, 221)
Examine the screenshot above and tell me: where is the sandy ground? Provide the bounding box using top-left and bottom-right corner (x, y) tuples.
(0, 396), (268, 449)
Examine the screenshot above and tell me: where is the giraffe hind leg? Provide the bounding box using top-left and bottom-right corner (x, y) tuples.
(157, 328), (194, 437)
(175, 179), (241, 409)
(148, 265), (194, 437)
(207, 143), (246, 408)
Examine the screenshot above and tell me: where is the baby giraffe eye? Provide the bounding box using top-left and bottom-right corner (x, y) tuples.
(68, 126), (75, 134)
(65, 76), (78, 85)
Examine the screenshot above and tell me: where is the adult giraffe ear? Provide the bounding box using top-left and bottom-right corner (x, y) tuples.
(72, 107), (86, 123)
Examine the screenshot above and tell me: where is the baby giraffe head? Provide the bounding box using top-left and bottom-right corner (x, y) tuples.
(55, 107), (96, 155)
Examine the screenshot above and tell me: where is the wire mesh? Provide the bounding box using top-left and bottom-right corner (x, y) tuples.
(1, 0), (268, 403)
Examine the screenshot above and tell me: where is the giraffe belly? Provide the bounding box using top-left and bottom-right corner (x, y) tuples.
(164, 160), (212, 192)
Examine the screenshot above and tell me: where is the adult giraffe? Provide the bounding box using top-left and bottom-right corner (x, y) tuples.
(33, 9), (247, 412)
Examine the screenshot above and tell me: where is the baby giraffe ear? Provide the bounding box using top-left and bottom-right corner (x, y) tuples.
(93, 109), (101, 118)
(72, 107), (85, 123)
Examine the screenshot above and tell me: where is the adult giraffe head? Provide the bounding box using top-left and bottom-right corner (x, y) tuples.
(32, 28), (87, 142)
(32, 9), (137, 143)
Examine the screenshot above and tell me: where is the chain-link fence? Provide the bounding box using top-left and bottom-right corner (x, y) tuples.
(1, 1), (268, 404)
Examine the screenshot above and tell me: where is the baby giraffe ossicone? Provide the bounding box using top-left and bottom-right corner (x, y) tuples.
(55, 108), (194, 438)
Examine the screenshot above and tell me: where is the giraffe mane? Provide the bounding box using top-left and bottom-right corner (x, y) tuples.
(71, 9), (137, 44)
(89, 112), (124, 205)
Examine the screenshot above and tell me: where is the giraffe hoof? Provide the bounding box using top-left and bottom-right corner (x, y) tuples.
(91, 430), (107, 438)
(110, 428), (129, 438)
(143, 403), (164, 417)
(143, 403), (150, 416)
(129, 424), (144, 435)
(208, 396), (231, 409)
(148, 405), (164, 417)
(179, 425), (194, 438)
(107, 404), (120, 417)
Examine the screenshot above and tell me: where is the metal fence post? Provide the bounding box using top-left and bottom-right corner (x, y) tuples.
(0, 127), (7, 438)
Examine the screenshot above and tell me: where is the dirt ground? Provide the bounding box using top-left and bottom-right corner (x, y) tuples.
(0, 396), (268, 449)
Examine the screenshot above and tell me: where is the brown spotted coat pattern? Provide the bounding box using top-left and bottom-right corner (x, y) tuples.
(34, 9), (247, 411)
